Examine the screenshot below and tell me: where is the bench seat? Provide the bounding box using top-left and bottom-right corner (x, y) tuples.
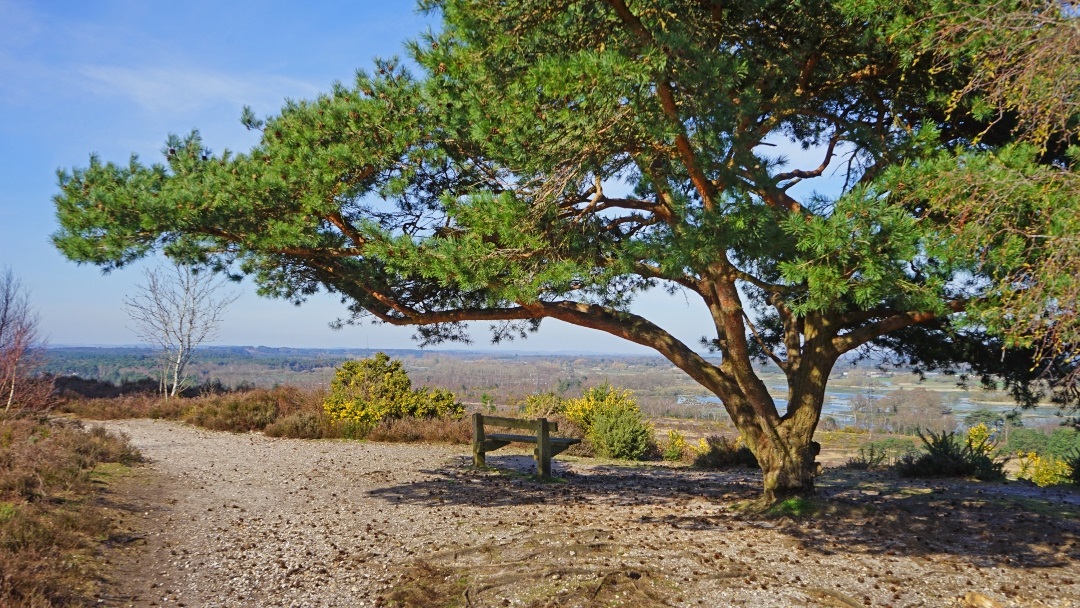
(472, 413), (581, 478)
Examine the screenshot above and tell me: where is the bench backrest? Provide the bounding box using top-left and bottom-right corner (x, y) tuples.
(475, 414), (559, 433)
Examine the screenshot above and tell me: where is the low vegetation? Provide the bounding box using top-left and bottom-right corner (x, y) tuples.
(0, 413), (142, 606)
(322, 353), (462, 430)
(844, 437), (919, 470)
(692, 435), (760, 470)
(59, 354), (473, 446)
(896, 429), (1007, 481)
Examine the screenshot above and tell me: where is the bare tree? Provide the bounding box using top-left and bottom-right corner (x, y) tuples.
(125, 263), (239, 397)
(0, 268), (46, 411)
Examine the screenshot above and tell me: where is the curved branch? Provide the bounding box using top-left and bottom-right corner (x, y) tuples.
(775, 130), (841, 184)
(832, 300), (965, 354)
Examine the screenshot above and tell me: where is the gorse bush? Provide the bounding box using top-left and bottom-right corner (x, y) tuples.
(1017, 452), (1072, 487)
(520, 391), (565, 418)
(662, 429), (691, 462)
(561, 385), (654, 460)
(590, 403), (654, 460)
(966, 423), (995, 456)
(323, 353), (462, 428)
(562, 384), (632, 432)
(896, 430), (1007, 481)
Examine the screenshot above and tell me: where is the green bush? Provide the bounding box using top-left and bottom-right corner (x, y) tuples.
(323, 353), (463, 428)
(1003, 427), (1050, 456)
(895, 430), (1006, 481)
(693, 435), (759, 469)
(589, 404), (654, 460)
(559, 385), (653, 460)
(662, 429), (690, 462)
(1048, 428), (1080, 459)
(845, 444), (889, 470)
(1066, 451), (1080, 486)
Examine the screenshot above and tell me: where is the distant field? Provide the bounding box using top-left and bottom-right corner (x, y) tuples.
(43, 345), (1055, 426)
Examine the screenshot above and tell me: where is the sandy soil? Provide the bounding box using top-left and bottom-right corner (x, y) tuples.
(91, 419), (1080, 607)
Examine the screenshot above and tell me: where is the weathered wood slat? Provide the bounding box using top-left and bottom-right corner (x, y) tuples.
(479, 415), (560, 433)
(471, 413), (579, 478)
(487, 433), (580, 446)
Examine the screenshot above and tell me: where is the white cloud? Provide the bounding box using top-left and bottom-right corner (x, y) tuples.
(77, 64), (322, 116)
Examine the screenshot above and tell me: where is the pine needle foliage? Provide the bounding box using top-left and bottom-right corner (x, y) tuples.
(51, 0), (1077, 502)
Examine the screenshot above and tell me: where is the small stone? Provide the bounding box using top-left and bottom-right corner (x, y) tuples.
(962, 591), (1003, 608)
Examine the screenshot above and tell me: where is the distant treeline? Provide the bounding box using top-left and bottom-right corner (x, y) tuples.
(42, 346), (892, 420)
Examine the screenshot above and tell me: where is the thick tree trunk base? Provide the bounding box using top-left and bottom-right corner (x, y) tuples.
(755, 440), (820, 509)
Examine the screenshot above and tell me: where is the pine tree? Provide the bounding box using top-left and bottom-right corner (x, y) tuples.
(52, 0), (1078, 505)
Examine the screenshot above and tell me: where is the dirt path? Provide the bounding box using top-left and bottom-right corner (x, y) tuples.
(94, 419), (1080, 607)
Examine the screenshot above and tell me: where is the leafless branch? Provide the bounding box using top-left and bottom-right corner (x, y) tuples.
(124, 262), (240, 397)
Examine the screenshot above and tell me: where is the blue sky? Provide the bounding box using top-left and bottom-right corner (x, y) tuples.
(0, 0), (725, 353)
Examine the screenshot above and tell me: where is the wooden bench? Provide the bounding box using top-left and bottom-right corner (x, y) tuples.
(472, 413), (581, 478)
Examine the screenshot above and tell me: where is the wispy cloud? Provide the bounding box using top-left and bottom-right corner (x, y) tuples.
(77, 65), (322, 115)
(0, 0), (41, 50)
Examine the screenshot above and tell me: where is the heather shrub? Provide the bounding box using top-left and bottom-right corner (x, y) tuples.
(692, 435), (759, 469)
(0, 413), (141, 606)
(59, 394), (189, 420)
(323, 353), (462, 428)
(180, 386), (328, 433)
(264, 411), (337, 439)
(548, 414), (592, 457)
(182, 393), (278, 432)
(366, 415), (472, 444)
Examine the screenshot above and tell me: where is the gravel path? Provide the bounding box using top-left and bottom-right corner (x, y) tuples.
(95, 419), (1080, 607)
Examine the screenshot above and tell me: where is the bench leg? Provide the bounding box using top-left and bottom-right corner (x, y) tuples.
(537, 418), (551, 478)
(472, 413), (486, 469)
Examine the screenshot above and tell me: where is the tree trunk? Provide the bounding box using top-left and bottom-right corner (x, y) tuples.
(4, 359), (17, 411)
(724, 354), (831, 508)
(754, 430), (819, 506)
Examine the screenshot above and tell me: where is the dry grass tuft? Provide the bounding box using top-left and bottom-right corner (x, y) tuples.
(0, 413), (142, 606)
(63, 383), (475, 444)
(59, 394), (188, 420)
(366, 415), (472, 444)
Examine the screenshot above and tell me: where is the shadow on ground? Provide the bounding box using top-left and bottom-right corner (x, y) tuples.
(368, 454), (1080, 571)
